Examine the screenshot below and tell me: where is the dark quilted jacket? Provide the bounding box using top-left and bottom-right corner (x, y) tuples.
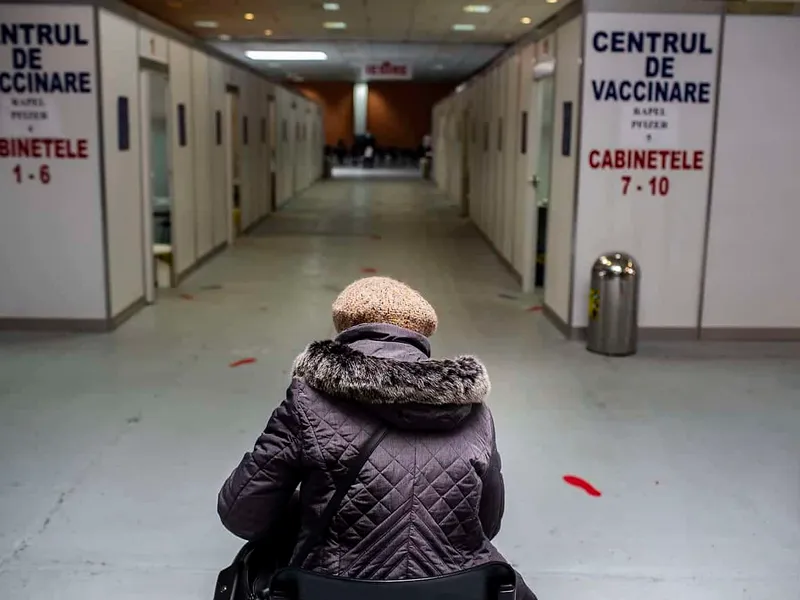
(217, 323), (507, 579)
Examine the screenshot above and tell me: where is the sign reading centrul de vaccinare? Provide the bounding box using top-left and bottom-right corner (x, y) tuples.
(0, 7), (97, 188)
(582, 15), (719, 185)
(573, 13), (720, 328)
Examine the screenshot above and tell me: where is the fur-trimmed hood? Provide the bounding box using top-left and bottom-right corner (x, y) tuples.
(292, 340), (491, 407)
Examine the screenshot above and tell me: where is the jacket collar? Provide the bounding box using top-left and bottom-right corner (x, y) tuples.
(335, 323), (430, 361)
(292, 325), (490, 406)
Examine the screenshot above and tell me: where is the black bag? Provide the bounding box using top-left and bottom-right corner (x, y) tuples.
(213, 426), (388, 600)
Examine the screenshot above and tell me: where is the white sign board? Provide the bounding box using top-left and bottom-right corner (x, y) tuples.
(573, 13), (720, 328)
(362, 61), (413, 81)
(0, 5), (106, 319)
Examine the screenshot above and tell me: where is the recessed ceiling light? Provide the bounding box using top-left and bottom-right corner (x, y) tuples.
(323, 2), (340, 10)
(194, 20), (218, 28)
(452, 24), (476, 31)
(546, 0), (558, 3)
(264, 29), (273, 36)
(244, 13), (255, 21)
(463, 5), (491, 13)
(218, 34), (232, 41)
(323, 21), (347, 29)
(246, 50), (329, 61)
(520, 17), (532, 24)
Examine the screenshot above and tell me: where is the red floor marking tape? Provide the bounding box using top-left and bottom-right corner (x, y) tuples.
(230, 358), (257, 368)
(563, 475), (602, 497)
(361, 267), (378, 274)
(526, 305), (543, 312)
(180, 293), (194, 300)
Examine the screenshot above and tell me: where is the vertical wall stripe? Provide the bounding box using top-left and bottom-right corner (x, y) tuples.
(94, 6), (112, 320)
(566, 15), (584, 329)
(696, 9), (727, 336)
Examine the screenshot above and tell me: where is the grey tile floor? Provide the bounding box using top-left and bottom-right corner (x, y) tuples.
(1, 178), (799, 599)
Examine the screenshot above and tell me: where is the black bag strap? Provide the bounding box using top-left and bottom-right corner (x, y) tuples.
(290, 426), (388, 568)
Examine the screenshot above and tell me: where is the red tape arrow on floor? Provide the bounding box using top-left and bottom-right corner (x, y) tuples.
(230, 358), (257, 368)
(563, 475), (602, 497)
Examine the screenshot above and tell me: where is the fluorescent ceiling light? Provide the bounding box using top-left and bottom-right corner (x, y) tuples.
(452, 24), (476, 31)
(323, 21), (347, 29)
(246, 50), (328, 61)
(194, 20), (218, 28)
(463, 5), (491, 13)
(323, 2), (340, 10)
(218, 34), (232, 41)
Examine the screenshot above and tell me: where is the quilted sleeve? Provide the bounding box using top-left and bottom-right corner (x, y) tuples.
(479, 444), (505, 540)
(217, 389), (305, 540)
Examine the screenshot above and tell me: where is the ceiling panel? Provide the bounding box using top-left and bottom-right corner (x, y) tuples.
(124, 0), (574, 80)
(125, 0), (571, 42)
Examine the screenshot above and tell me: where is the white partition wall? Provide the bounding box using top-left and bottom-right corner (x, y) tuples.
(486, 67), (500, 245)
(258, 82), (271, 221)
(0, 2), (322, 332)
(543, 15), (582, 324)
(0, 4), (106, 325)
(701, 15), (800, 338)
(474, 76), (489, 233)
(572, 12), (720, 331)
(168, 40), (196, 276)
(208, 57), (228, 249)
(515, 42), (537, 290)
(502, 53), (520, 266)
(274, 87), (290, 207)
(191, 49), (214, 259)
(433, 5), (799, 340)
(238, 76), (254, 230)
(99, 9), (145, 318)
(432, 105), (444, 189)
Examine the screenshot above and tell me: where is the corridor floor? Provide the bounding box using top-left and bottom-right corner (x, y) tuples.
(1, 178), (799, 600)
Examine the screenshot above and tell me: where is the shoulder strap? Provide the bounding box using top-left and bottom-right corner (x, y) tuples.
(290, 426), (388, 568)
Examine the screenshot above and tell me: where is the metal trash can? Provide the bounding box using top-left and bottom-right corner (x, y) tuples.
(586, 253), (640, 356)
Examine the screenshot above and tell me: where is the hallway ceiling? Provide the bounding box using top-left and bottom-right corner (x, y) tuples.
(124, 0), (572, 81)
(209, 40), (506, 82)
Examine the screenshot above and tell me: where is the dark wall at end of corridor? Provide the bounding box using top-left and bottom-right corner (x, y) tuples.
(293, 81), (455, 148)
(293, 82), (355, 148)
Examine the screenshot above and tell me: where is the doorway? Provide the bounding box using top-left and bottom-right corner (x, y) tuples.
(224, 89), (241, 245)
(139, 68), (172, 303)
(532, 74), (555, 289)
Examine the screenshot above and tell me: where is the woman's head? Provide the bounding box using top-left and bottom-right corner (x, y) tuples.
(332, 277), (438, 337)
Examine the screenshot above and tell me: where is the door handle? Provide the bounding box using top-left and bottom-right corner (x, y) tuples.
(529, 175), (540, 188)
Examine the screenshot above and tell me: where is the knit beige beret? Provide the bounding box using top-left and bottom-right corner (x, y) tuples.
(332, 277), (438, 337)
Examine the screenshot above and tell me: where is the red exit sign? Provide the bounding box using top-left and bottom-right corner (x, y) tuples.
(362, 61), (413, 80)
